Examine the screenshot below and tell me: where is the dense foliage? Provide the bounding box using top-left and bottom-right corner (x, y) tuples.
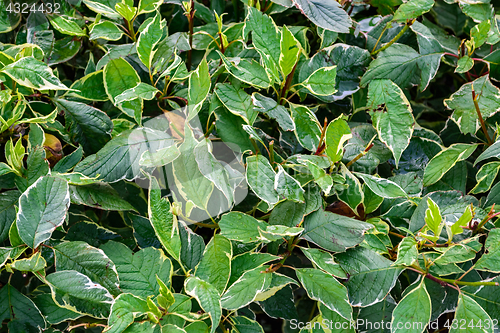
(1, 0), (500, 332)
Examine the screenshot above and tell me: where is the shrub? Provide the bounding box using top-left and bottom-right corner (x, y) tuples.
(0, 0), (499, 332)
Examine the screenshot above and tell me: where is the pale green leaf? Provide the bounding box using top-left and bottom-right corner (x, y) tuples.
(301, 209), (373, 252)
(444, 75), (500, 135)
(367, 79), (415, 168)
(423, 143), (477, 186)
(221, 266), (272, 310)
(101, 240), (173, 299)
(184, 276), (221, 333)
(89, 21), (123, 41)
(325, 116), (352, 164)
(292, 0), (351, 33)
(46, 270), (113, 319)
(390, 280), (431, 333)
(1, 57), (70, 90)
(296, 268), (351, 320)
(17, 176), (70, 249)
(54, 241), (120, 296)
(148, 175), (181, 261)
(301, 66), (337, 96)
(195, 234), (232, 294)
(246, 155), (279, 205)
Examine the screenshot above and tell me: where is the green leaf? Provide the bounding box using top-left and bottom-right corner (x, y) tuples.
(304, 160), (333, 193)
(184, 276), (221, 333)
(471, 20), (490, 49)
(274, 165), (304, 202)
(337, 164), (364, 214)
(475, 229), (500, 273)
(32, 291), (82, 325)
(69, 182), (136, 211)
(179, 222), (205, 271)
(450, 294), (494, 333)
(0, 284), (46, 332)
(16, 176), (70, 248)
(219, 212), (265, 243)
(451, 205), (473, 235)
(75, 128), (173, 182)
(0, 190), (20, 243)
(292, 0), (351, 33)
(140, 144), (180, 167)
(68, 70), (108, 102)
(325, 116), (352, 164)
(244, 7), (281, 83)
(171, 126), (214, 211)
(148, 175), (181, 261)
(0, 2), (21, 33)
(83, 0), (120, 19)
(246, 155), (279, 206)
(1, 57), (70, 90)
(423, 143), (477, 186)
(46, 270), (113, 319)
(393, 0), (434, 21)
(361, 44), (443, 91)
(219, 52), (271, 89)
(115, 2), (136, 21)
(474, 140), (500, 166)
(54, 99), (112, 154)
(424, 198), (442, 236)
(367, 79), (415, 167)
(289, 103), (322, 152)
(138, 0), (163, 14)
(301, 209), (373, 252)
(355, 172), (408, 199)
(48, 14), (86, 37)
(301, 66), (337, 96)
(391, 280), (431, 333)
(54, 241), (120, 296)
(103, 57), (141, 121)
(471, 161), (500, 194)
(137, 14), (163, 70)
(258, 225), (304, 242)
(195, 234), (232, 294)
(230, 316), (265, 333)
(215, 83), (256, 125)
(300, 247), (347, 278)
(221, 266), (272, 310)
(279, 25), (301, 78)
(393, 237), (418, 266)
(296, 268), (351, 320)
(114, 83), (160, 105)
(444, 75), (500, 135)
(100, 241), (173, 299)
(194, 138), (234, 205)
(107, 293), (150, 333)
(188, 59), (210, 119)
(89, 21), (123, 41)
(337, 247), (401, 307)
(214, 106), (254, 153)
(456, 56), (474, 73)
(8, 251), (46, 273)
(252, 93), (294, 131)
(229, 252), (280, 286)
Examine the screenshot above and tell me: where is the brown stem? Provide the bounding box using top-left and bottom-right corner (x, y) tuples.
(314, 118), (328, 155)
(186, 0), (195, 71)
(472, 89), (493, 146)
(346, 143), (374, 167)
(279, 63), (298, 105)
